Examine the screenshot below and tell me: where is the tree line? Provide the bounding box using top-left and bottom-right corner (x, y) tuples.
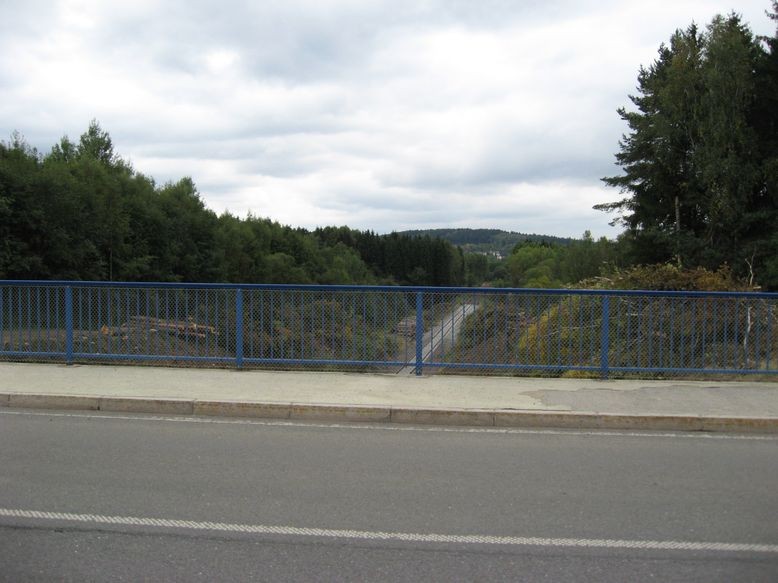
(0, 123), (466, 286)
(398, 228), (573, 257)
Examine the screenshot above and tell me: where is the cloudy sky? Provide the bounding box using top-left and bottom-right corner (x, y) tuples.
(1, 1), (774, 238)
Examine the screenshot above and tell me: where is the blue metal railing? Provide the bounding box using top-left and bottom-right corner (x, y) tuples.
(1, 280), (777, 378)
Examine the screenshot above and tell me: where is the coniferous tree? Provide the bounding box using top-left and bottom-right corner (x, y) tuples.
(598, 8), (778, 288)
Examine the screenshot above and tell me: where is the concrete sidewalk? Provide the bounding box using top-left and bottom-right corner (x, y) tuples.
(1, 362), (777, 433)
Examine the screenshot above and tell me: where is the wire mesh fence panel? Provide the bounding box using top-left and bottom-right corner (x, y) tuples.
(67, 286), (235, 364)
(1, 282), (777, 377)
(420, 291), (481, 366)
(606, 294), (778, 373)
(430, 291), (605, 374)
(0, 285), (67, 358)
(241, 288), (414, 370)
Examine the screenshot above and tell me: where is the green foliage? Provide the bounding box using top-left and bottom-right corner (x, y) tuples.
(464, 253), (490, 286)
(399, 228), (573, 257)
(0, 122), (470, 286)
(519, 264), (767, 376)
(599, 9), (778, 289)
(448, 263), (770, 379)
(503, 233), (619, 288)
(516, 296), (599, 372)
(506, 242), (562, 288)
(591, 263), (756, 292)
(77, 120), (119, 166)
(314, 227), (465, 286)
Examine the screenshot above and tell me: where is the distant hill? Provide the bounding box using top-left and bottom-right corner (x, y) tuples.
(397, 229), (573, 258)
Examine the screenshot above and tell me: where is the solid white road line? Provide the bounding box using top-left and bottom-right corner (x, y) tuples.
(1, 508), (776, 553)
(1, 409), (775, 440)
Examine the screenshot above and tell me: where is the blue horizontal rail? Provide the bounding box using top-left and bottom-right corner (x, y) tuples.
(3, 279), (776, 299)
(1, 280), (777, 378)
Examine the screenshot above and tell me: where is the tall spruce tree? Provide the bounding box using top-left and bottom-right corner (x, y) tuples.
(598, 7), (778, 288)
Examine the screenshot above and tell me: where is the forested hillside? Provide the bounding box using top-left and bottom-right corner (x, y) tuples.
(0, 123), (466, 286)
(399, 229), (572, 257)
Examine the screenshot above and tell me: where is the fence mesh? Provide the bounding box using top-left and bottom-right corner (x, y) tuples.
(240, 288), (414, 370)
(1, 283), (776, 378)
(0, 286), (67, 359)
(429, 292), (603, 374)
(606, 294), (777, 373)
(69, 286), (235, 364)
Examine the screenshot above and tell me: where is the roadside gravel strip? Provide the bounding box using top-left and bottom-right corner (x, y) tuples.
(2, 508), (777, 554)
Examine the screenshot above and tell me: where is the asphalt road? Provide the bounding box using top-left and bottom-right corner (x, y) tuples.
(1, 409), (777, 582)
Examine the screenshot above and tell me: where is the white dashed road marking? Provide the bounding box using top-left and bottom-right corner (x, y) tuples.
(1, 508), (776, 553)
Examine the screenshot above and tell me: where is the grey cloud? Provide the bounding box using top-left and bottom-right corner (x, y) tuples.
(2, 0), (773, 240)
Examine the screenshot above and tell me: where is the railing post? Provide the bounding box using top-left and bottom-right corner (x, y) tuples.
(415, 291), (423, 376)
(235, 288), (244, 370)
(65, 286), (73, 365)
(600, 295), (610, 379)
(0, 286), (4, 354)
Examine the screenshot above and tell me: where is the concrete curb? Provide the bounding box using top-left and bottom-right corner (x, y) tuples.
(391, 407), (495, 426)
(1, 392), (777, 434)
(99, 397), (194, 416)
(290, 403), (392, 423)
(193, 400), (291, 419)
(7, 393), (100, 411)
